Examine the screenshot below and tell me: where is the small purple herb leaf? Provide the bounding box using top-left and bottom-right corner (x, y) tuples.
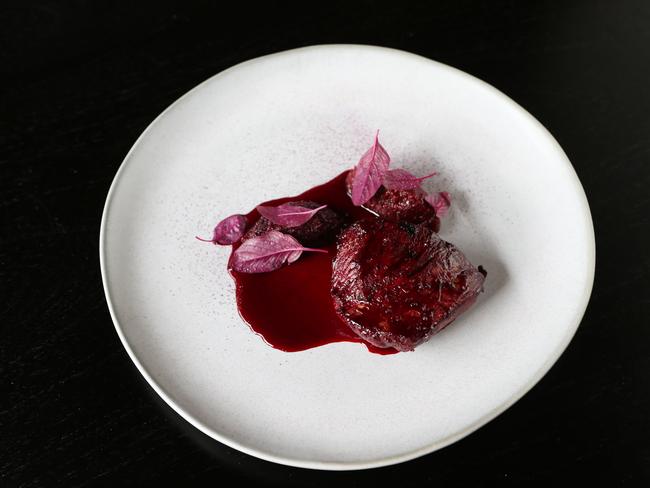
(256, 203), (327, 227)
(425, 191), (451, 218)
(196, 214), (247, 245)
(350, 131), (390, 206)
(230, 230), (327, 273)
(383, 169), (437, 191)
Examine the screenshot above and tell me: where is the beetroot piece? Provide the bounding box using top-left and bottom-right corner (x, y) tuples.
(364, 186), (439, 227)
(331, 219), (486, 351)
(243, 200), (344, 247)
(345, 171), (439, 227)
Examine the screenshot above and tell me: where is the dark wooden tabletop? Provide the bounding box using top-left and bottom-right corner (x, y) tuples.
(2, 1), (649, 485)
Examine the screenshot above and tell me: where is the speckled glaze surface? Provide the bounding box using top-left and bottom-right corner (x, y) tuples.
(100, 45), (595, 470)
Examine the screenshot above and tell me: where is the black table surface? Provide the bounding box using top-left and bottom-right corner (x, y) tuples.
(2, 1), (649, 486)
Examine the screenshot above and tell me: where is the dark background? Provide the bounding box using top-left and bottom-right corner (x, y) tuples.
(2, 0), (649, 486)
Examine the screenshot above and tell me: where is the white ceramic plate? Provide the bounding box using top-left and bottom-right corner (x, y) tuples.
(100, 45), (595, 470)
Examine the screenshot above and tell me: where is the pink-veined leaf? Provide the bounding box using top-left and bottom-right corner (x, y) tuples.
(350, 131), (390, 205)
(256, 203), (327, 227)
(382, 169), (437, 191)
(425, 191), (451, 218)
(230, 230), (327, 273)
(196, 214), (247, 245)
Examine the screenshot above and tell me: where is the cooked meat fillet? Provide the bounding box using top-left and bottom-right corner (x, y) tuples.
(331, 219), (485, 351)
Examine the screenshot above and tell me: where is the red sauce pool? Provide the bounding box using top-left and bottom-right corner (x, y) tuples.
(230, 171), (398, 355)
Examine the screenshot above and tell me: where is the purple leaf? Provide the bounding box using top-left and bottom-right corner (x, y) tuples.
(383, 169), (437, 190)
(350, 131), (391, 206)
(425, 191), (451, 218)
(231, 230), (327, 273)
(256, 203), (327, 227)
(196, 214), (247, 245)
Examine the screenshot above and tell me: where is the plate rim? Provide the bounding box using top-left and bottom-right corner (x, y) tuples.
(99, 44), (596, 470)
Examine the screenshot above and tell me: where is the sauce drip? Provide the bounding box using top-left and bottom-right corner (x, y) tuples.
(230, 171), (397, 355)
